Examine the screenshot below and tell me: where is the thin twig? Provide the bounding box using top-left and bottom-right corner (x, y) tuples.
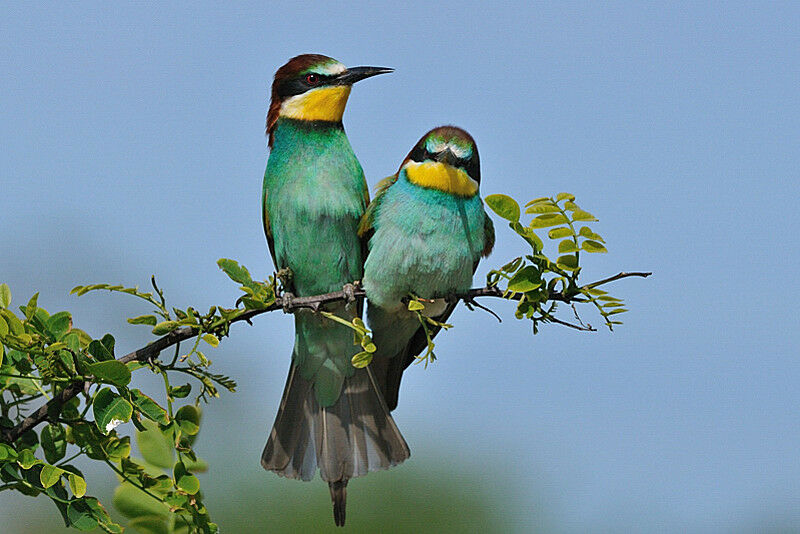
(583, 271), (652, 289)
(546, 315), (597, 332)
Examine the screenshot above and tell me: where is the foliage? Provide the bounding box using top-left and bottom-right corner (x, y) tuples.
(0, 194), (645, 532)
(0, 262), (276, 533)
(484, 192), (626, 333)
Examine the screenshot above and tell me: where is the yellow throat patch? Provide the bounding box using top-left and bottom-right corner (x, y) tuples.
(403, 161), (479, 197)
(279, 86), (352, 122)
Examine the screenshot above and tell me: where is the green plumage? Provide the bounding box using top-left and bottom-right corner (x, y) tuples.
(263, 117), (367, 406)
(360, 126), (494, 410)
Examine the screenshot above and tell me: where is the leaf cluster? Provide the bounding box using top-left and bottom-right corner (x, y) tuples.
(485, 193), (627, 332)
(0, 281), (223, 533)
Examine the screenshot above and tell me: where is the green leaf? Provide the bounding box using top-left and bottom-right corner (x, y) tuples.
(173, 461), (200, 494)
(105, 436), (131, 462)
(606, 308), (628, 315)
(525, 197), (551, 206)
(201, 333), (219, 347)
(41, 423), (67, 464)
(93, 388), (133, 434)
(571, 209), (597, 222)
(46, 311), (72, 340)
(0, 315), (7, 337)
(578, 226), (605, 242)
(131, 389), (170, 425)
(25, 292), (39, 319)
(17, 448), (39, 469)
(529, 213), (569, 228)
(558, 239), (579, 253)
(127, 516), (172, 534)
(85, 497), (118, 531)
(351, 351), (373, 368)
(170, 384), (191, 399)
(484, 194), (520, 222)
(525, 203), (560, 214)
(88, 360), (131, 386)
(68, 473), (87, 498)
(113, 482), (169, 519)
(583, 288), (608, 296)
(217, 258), (254, 285)
(151, 321), (179, 335)
(507, 266), (542, 293)
(127, 315), (158, 326)
(0, 283), (10, 309)
(556, 192), (575, 202)
(548, 227), (573, 239)
(67, 500), (100, 531)
(509, 221), (544, 251)
(407, 300), (425, 311)
(183, 455), (209, 473)
(0, 443), (18, 461)
(88, 339), (114, 362)
(101, 333), (116, 357)
(581, 240), (608, 253)
(137, 419), (174, 469)
(351, 317), (368, 332)
(556, 254), (580, 271)
(175, 405), (200, 436)
(1, 309), (24, 335)
(39, 464), (64, 488)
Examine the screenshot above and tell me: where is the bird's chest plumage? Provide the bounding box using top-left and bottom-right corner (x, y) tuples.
(363, 174), (486, 307)
(265, 121), (366, 294)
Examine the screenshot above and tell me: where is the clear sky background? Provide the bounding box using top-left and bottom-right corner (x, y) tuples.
(2, 2), (799, 533)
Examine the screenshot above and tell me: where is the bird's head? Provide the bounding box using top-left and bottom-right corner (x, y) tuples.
(401, 126), (481, 197)
(266, 54), (392, 146)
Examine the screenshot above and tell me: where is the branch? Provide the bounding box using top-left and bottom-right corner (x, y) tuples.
(0, 271), (651, 443)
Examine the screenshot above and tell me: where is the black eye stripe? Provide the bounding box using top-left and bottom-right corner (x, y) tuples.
(407, 142), (481, 183)
(277, 73), (335, 97)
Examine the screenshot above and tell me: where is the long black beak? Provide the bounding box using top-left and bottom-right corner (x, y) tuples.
(335, 66), (393, 85)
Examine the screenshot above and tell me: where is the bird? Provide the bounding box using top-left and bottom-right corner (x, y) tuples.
(260, 54), (409, 527)
(359, 126), (495, 411)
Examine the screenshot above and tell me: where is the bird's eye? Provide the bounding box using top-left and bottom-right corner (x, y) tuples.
(305, 73), (320, 86)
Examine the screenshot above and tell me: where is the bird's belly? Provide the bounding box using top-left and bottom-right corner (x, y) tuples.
(363, 222), (477, 308)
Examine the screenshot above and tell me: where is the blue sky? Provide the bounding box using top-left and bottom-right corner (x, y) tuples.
(2, 2), (799, 532)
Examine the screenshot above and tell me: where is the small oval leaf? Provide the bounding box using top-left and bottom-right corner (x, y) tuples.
(485, 194), (520, 222)
(548, 227), (573, 239)
(69, 473), (87, 498)
(581, 240), (608, 253)
(88, 360), (131, 386)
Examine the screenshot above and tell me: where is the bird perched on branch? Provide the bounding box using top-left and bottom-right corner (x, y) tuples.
(260, 54), (408, 527)
(360, 126), (495, 410)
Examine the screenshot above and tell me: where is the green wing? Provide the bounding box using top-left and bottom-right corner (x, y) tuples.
(262, 182), (277, 270)
(357, 174), (398, 245)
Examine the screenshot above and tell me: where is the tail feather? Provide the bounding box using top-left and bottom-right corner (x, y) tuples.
(329, 480), (347, 527)
(262, 363), (410, 523)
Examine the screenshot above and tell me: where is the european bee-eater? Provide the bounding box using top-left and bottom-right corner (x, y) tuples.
(260, 54), (409, 527)
(360, 126), (495, 410)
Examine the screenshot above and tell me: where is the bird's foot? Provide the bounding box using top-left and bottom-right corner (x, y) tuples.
(342, 283), (358, 306)
(281, 292), (295, 314)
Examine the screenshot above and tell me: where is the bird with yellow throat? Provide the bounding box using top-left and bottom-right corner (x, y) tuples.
(260, 54), (408, 527)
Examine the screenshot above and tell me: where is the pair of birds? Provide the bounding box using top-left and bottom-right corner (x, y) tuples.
(259, 54), (495, 526)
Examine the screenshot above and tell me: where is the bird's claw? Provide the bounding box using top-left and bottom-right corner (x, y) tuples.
(281, 292), (295, 314)
(342, 283), (357, 306)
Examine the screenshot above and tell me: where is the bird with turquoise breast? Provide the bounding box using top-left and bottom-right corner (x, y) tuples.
(259, 54), (408, 527)
(360, 126), (495, 410)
